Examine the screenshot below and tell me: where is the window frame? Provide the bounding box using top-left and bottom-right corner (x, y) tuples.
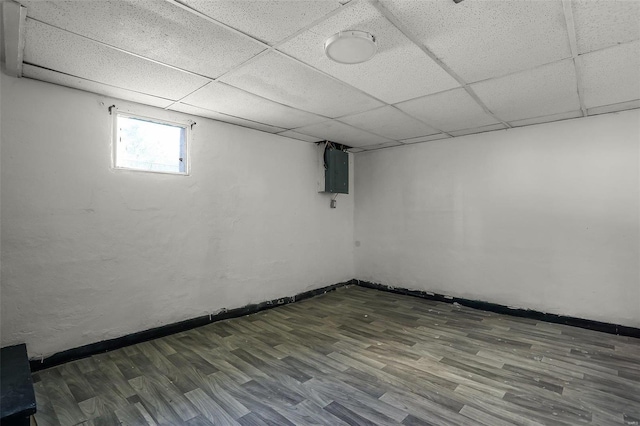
(111, 111), (191, 176)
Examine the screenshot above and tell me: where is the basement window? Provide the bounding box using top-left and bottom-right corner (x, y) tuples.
(113, 113), (189, 175)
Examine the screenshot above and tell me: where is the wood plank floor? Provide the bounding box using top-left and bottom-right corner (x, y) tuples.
(32, 286), (640, 426)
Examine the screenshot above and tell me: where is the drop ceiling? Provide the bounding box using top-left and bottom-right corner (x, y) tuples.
(5, 0), (640, 150)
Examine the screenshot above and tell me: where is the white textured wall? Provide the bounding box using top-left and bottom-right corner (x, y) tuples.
(355, 110), (640, 327)
(0, 74), (354, 358)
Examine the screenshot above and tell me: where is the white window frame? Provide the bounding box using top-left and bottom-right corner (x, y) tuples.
(111, 110), (191, 176)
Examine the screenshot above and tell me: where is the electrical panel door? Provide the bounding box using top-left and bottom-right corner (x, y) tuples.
(325, 148), (349, 194)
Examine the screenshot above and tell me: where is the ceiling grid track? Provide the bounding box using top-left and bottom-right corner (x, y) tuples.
(22, 62), (176, 103)
(162, 0), (275, 84)
(26, 17), (216, 82)
(269, 0), (362, 48)
(175, 107), (294, 132)
(389, 105), (453, 138)
(334, 104), (454, 139)
(197, 49), (272, 85)
(23, 2), (371, 131)
(562, 0), (588, 117)
(211, 0), (361, 82)
(23, 0), (516, 145)
(468, 57), (572, 87)
(164, 86), (393, 138)
(331, 122), (398, 144)
(168, 82), (341, 125)
(242, 44), (456, 139)
(165, 0), (271, 50)
(159, 0), (431, 142)
(162, 0), (453, 141)
(163, 81), (215, 110)
(269, 50), (383, 107)
(165, 0), (360, 83)
(26, 0), (356, 106)
(18, 0), (638, 148)
(370, 0), (512, 130)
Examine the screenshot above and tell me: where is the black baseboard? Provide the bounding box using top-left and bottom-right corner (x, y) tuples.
(355, 280), (640, 339)
(28, 277), (639, 371)
(29, 280), (356, 372)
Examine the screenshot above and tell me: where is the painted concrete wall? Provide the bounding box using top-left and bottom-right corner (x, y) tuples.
(0, 74), (354, 358)
(355, 110), (640, 327)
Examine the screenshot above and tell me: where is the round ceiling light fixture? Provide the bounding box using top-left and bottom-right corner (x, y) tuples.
(324, 31), (377, 64)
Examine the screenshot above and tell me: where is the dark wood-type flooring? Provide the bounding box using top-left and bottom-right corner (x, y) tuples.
(32, 286), (640, 425)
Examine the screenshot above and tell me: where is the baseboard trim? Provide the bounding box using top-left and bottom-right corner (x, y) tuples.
(29, 277), (639, 371)
(355, 280), (640, 339)
(29, 280), (356, 372)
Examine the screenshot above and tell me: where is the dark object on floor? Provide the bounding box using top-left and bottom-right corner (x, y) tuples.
(1, 343), (36, 426)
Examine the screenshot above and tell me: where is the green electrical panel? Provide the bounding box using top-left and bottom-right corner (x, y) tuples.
(324, 147), (349, 194)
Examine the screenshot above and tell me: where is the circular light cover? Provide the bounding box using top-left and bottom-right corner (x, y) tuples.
(324, 31), (377, 64)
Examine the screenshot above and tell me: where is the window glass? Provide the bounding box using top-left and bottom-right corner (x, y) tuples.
(115, 115), (187, 174)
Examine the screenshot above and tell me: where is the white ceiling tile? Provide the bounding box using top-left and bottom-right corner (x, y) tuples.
(339, 106), (438, 140)
(587, 100), (640, 116)
(24, 19), (209, 100)
(579, 41), (640, 108)
(220, 51), (383, 117)
(401, 134), (450, 144)
(20, 0), (636, 149)
(509, 110), (583, 127)
(471, 60), (581, 122)
(572, 0), (640, 54)
(382, 0), (571, 82)
(292, 120), (392, 147)
(22, 65), (175, 109)
(347, 147), (366, 153)
(180, 0), (342, 45)
(395, 88), (499, 132)
(278, 1), (459, 103)
(360, 141), (403, 150)
(449, 123), (507, 137)
(277, 131), (324, 143)
(23, 0), (265, 78)
(181, 82), (325, 129)
(169, 103), (286, 133)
